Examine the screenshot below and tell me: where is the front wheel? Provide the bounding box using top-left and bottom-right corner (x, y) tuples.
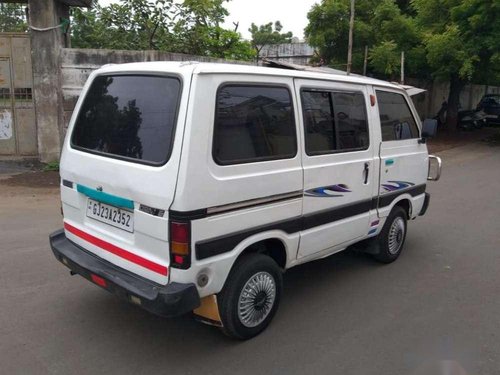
(217, 253), (283, 340)
(372, 206), (408, 263)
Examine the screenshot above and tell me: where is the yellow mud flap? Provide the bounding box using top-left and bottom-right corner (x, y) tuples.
(193, 295), (223, 327)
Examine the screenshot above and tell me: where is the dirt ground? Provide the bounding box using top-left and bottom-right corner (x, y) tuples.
(427, 126), (500, 153)
(0, 170), (59, 188)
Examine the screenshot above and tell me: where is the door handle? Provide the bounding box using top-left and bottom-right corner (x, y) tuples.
(363, 162), (370, 184)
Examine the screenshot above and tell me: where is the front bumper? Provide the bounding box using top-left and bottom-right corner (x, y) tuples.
(49, 229), (200, 317)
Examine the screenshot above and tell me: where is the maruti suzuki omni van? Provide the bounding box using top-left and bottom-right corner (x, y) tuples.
(50, 62), (441, 339)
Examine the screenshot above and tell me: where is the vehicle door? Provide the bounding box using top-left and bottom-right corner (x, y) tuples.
(373, 88), (428, 218)
(295, 79), (376, 259)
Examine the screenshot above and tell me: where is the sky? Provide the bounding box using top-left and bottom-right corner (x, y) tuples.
(98, 0), (319, 40)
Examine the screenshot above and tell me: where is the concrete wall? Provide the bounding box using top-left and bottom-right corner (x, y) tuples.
(259, 42), (315, 65)
(406, 78), (500, 119)
(60, 48), (252, 130)
(60, 48), (499, 126)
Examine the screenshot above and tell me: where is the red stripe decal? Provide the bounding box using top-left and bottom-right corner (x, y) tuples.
(64, 222), (168, 276)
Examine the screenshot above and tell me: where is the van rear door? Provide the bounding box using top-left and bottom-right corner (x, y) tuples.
(60, 68), (189, 285)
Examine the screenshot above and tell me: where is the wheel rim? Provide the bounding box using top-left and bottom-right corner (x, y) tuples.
(238, 271), (276, 328)
(388, 217), (405, 255)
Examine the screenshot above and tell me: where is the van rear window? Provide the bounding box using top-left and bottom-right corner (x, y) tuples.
(71, 75), (181, 165)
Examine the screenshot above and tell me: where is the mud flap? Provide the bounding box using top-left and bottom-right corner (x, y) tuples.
(193, 295), (223, 327)
(350, 236), (381, 255)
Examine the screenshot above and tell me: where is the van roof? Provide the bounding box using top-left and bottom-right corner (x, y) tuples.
(96, 61), (402, 91)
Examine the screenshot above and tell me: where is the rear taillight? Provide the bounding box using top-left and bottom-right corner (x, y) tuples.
(170, 221), (191, 269)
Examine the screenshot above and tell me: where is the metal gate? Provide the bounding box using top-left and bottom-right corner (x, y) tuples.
(0, 33), (37, 156)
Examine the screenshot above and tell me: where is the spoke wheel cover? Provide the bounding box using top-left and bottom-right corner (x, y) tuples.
(237, 271), (276, 328)
(388, 216), (405, 255)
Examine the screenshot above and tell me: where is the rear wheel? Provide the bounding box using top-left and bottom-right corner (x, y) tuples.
(372, 206), (408, 264)
(217, 253), (282, 340)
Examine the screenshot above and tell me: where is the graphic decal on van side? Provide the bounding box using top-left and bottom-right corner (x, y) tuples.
(305, 184), (352, 197)
(381, 181), (415, 193)
(368, 220), (380, 235)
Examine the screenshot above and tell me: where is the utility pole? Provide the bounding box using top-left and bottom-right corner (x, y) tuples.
(347, 0), (355, 75)
(363, 45), (368, 76)
(401, 51), (405, 84)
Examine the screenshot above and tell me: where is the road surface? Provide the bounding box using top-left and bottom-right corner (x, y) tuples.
(1, 142), (499, 375)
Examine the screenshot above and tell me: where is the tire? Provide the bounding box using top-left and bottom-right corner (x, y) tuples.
(217, 253), (283, 340)
(372, 206), (408, 264)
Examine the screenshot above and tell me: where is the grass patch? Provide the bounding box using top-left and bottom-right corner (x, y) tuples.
(43, 161), (59, 172)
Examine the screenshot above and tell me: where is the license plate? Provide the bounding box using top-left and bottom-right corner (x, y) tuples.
(86, 199), (134, 232)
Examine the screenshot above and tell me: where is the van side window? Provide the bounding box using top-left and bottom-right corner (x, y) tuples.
(213, 85), (297, 165)
(376, 91), (419, 141)
(301, 90), (369, 155)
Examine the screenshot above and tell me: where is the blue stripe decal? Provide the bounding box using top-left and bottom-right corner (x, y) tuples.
(76, 184), (134, 210)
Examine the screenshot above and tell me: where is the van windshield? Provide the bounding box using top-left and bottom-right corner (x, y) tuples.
(71, 75), (181, 165)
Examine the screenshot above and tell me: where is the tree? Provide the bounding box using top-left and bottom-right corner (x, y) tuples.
(174, 0), (255, 59)
(70, 0), (255, 60)
(306, 0), (422, 73)
(249, 21), (293, 61)
(0, 4), (27, 33)
(413, 0), (500, 127)
(369, 40), (400, 79)
(305, 0), (500, 128)
(305, 0), (381, 71)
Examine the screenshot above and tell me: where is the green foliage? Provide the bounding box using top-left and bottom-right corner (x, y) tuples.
(305, 0), (359, 69)
(249, 21), (293, 58)
(305, 0), (416, 73)
(305, 0), (500, 127)
(0, 4), (27, 33)
(70, 0), (255, 61)
(43, 162), (60, 172)
(369, 40), (400, 77)
(424, 25), (474, 80)
(305, 0), (499, 84)
(451, 0), (500, 85)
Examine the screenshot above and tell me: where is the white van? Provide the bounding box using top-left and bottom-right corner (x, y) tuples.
(50, 62), (441, 339)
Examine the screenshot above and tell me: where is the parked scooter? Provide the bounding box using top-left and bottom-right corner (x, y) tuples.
(433, 99), (487, 130)
(458, 109), (487, 130)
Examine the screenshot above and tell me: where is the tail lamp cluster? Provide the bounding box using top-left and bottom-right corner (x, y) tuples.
(169, 221), (191, 269)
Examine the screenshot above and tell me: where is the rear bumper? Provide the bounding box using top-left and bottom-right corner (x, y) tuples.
(419, 193), (431, 216)
(49, 229), (200, 317)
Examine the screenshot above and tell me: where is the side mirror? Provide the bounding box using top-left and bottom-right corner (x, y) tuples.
(420, 119), (437, 143)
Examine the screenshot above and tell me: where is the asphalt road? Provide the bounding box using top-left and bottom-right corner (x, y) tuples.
(1, 142), (499, 375)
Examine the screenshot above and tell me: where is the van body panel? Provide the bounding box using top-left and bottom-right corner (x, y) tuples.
(372, 86), (428, 219)
(59, 63), (196, 284)
(294, 79), (375, 258)
(171, 73), (304, 212)
(168, 72), (303, 293)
